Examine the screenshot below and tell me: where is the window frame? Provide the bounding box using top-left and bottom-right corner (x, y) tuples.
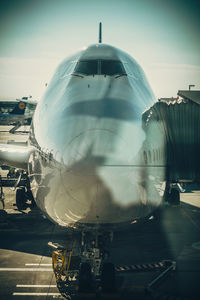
(73, 59), (127, 77)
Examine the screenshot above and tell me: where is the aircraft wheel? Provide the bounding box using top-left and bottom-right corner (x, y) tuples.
(16, 188), (27, 210)
(78, 262), (93, 292)
(26, 190), (36, 207)
(168, 189), (180, 205)
(101, 262), (116, 292)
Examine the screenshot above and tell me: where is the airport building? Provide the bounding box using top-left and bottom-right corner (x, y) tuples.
(158, 90), (200, 105)
(177, 90), (200, 105)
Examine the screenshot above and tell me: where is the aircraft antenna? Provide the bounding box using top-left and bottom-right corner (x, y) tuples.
(99, 22), (102, 43)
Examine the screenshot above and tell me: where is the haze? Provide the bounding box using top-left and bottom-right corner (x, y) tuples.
(0, 0), (199, 100)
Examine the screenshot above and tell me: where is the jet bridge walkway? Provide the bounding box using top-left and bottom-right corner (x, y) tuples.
(143, 97), (200, 182)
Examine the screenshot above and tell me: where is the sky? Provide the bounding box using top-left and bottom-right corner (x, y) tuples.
(0, 0), (199, 100)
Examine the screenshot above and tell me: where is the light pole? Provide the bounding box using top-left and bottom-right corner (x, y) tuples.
(189, 84), (195, 90)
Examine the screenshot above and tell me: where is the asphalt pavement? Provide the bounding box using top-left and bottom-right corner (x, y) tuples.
(0, 126), (200, 300)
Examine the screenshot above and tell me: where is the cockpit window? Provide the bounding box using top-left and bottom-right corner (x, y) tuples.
(74, 60), (98, 75)
(73, 60), (126, 76)
(101, 61), (125, 76)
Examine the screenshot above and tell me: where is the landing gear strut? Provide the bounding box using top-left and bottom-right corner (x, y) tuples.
(165, 182), (180, 205)
(0, 178), (5, 209)
(15, 172), (35, 210)
(79, 230), (115, 292)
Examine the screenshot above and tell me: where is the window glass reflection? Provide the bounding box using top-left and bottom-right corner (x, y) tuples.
(101, 61), (125, 76)
(73, 60), (126, 76)
(74, 61), (98, 75)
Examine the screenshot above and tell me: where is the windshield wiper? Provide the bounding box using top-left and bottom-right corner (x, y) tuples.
(72, 73), (84, 78)
(115, 73), (127, 79)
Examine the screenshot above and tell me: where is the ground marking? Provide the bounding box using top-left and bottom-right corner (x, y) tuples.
(0, 268), (52, 272)
(25, 264), (52, 266)
(13, 292), (60, 296)
(16, 285), (56, 288)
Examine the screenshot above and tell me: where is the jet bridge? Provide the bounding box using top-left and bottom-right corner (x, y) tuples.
(143, 93), (200, 182)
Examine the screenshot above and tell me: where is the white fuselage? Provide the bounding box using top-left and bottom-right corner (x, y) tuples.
(29, 44), (166, 228)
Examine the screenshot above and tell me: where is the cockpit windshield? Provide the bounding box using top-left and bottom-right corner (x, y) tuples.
(101, 61), (125, 76)
(73, 60), (126, 76)
(74, 61), (98, 75)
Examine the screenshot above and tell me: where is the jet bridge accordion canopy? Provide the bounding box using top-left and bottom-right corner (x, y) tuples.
(143, 97), (200, 181)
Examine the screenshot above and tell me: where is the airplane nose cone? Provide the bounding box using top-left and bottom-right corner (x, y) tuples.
(58, 129), (143, 224)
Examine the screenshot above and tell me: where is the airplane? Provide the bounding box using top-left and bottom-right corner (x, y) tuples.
(0, 97), (37, 133)
(0, 23), (178, 292)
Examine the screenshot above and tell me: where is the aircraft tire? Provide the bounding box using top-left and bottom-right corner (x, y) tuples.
(16, 188), (26, 210)
(26, 190), (36, 207)
(101, 262), (116, 292)
(169, 189), (180, 205)
(78, 262), (93, 292)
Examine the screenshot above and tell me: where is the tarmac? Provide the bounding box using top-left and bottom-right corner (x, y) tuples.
(0, 126), (200, 300)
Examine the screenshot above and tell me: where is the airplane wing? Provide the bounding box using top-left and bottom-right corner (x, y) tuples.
(0, 112), (33, 124)
(0, 144), (35, 170)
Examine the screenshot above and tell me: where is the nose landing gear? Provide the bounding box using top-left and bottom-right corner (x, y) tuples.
(49, 230), (115, 299)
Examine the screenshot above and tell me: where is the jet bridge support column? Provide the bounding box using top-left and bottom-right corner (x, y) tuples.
(0, 176), (5, 209)
(164, 181), (180, 205)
